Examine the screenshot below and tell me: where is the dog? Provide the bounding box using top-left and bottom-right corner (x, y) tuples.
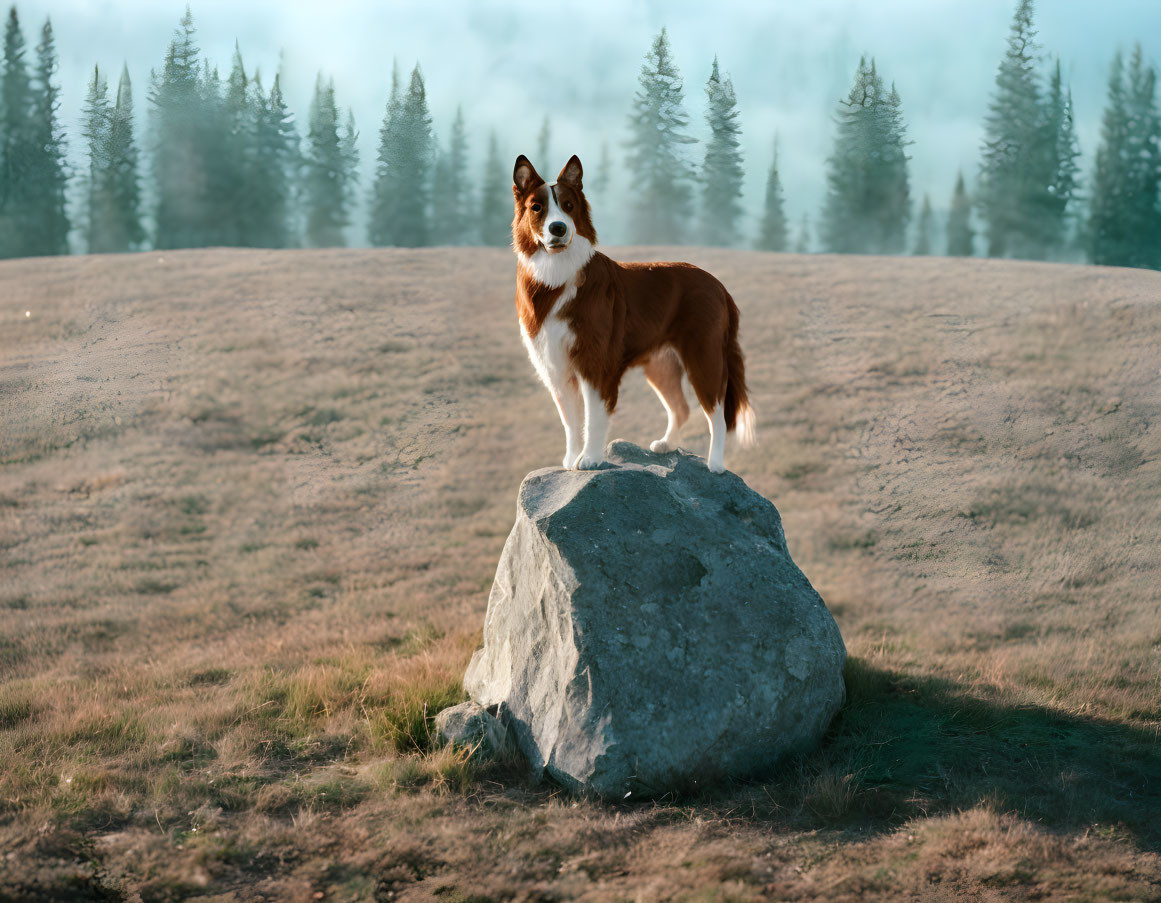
(511, 154), (756, 473)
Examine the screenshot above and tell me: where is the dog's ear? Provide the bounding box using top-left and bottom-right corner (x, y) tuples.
(557, 155), (583, 187)
(513, 155), (543, 194)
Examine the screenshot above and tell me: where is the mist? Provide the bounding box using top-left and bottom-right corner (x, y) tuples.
(34, 0), (1161, 246)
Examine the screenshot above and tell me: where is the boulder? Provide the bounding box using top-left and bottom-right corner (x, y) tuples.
(433, 701), (509, 759)
(464, 441), (846, 798)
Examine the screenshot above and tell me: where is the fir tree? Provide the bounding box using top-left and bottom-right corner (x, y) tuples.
(592, 140), (611, 195)
(756, 137), (788, 251)
(249, 71), (298, 248)
(1087, 47), (1161, 269)
(81, 65), (114, 252)
(303, 74), (354, 246)
(699, 55), (744, 246)
(150, 7), (206, 249)
(794, 213), (811, 253)
(27, 18), (69, 255)
(370, 63), (432, 246)
(431, 105), (471, 244)
(369, 61), (402, 247)
(625, 28), (697, 243)
(478, 130), (510, 246)
(536, 115), (551, 169)
(820, 57), (911, 254)
(978, 1), (1078, 259)
(0, 7), (35, 257)
(946, 171), (975, 256)
(913, 194), (934, 255)
(106, 65), (144, 251)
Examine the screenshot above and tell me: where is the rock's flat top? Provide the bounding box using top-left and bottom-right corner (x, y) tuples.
(465, 441), (846, 799)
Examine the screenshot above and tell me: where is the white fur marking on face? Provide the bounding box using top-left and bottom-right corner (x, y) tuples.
(517, 234), (594, 289)
(541, 182), (575, 249)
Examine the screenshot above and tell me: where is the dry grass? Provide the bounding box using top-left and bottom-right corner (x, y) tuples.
(1, 247), (1159, 901)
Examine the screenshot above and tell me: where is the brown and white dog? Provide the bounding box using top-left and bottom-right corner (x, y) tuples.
(511, 153), (756, 473)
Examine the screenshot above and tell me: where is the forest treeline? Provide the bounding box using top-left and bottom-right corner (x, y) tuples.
(0, 1), (1158, 269)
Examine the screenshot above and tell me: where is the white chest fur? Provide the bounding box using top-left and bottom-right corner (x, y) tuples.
(520, 282), (578, 393)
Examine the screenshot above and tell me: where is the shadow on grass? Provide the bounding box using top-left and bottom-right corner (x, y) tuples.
(746, 657), (1161, 850)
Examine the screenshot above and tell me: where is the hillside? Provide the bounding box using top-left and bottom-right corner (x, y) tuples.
(2, 247), (1159, 901)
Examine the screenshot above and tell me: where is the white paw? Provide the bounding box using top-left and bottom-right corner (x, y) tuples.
(563, 452), (580, 469)
(649, 439), (671, 453)
(706, 458), (726, 474)
(575, 453), (606, 471)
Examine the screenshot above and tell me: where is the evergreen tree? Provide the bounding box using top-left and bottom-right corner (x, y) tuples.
(478, 130), (510, 246)
(150, 7), (206, 249)
(431, 105), (471, 244)
(699, 55), (744, 246)
(794, 213), (811, 253)
(946, 171), (975, 256)
(1087, 47), (1161, 269)
(303, 74), (355, 246)
(756, 137), (788, 251)
(592, 140), (611, 195)
(978, 1), (1079, 259)
(27, 18), (68, 255)
(106, 65), (144, 251)
(625, 28), (697, 243)
(536, 115), (551, 169)
(369, 64), (431, 246)
(249, 71), (298, 248)
(206, 43), (253, 246)
(913, 194), (934, 255)
(369, 61), (402, 247)
(0, 7), (35, 257)
(81, 65), (114, 251)
(820, 57), (911, 254)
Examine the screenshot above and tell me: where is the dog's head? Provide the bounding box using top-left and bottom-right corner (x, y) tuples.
(511, 155), (596, 257)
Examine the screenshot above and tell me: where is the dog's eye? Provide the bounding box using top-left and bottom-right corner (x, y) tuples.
(562, 201), (574, 212)
(530, 203), (542, 213)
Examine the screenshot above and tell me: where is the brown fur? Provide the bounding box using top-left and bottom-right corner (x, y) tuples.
(512, 155), (751, 431)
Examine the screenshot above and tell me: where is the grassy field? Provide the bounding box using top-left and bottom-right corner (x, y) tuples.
(1, 246), (1159, 901)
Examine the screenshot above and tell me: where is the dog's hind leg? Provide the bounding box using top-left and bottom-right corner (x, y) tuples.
(644, 349), (689, 453)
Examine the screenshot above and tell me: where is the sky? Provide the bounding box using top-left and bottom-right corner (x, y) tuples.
(26, 0), (1161, 245)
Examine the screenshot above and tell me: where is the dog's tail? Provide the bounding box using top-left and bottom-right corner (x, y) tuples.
(723, 295), (757, 448)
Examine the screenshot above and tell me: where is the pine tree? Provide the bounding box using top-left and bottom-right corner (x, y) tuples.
(370, 63), (432, 246)
(206, 43), (253, 246)
(820, 57), (911, 254)
(592, 140), (612, 195)
(478, 130), (510, 246)
(913, 194), (934, 255)
(794, 213), (811, 253)
(1029, 58), (1080, 255)
(106, 65), (144, 251)
(1087, 47), (1161, 269)
(946, 171), (974, 256)
(150, 7), (206, 249)
(81, 65), (114, 251)
(625, 28), (697, 243)
(369, 61), (402, 247)
(26, 18), (69, 255)
(0, 7), (35, 257)
(756, 137), (788, 251)
(303, 74), (355, 247)
(250, 71), (298, 248)
(431, 105), (471, 244)
(699, 56), (744, 246)
(536, 115), (551, 169)
(978, 0), (1078, 259)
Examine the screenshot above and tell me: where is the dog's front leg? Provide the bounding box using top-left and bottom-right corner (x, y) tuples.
(575, 378), (609, 470)
(553, 375), (584, 469)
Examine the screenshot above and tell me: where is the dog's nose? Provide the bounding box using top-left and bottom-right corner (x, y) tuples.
(548, 221), (568, 238)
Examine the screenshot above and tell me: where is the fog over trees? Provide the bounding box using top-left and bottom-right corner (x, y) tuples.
(0, 1), (1158, 269)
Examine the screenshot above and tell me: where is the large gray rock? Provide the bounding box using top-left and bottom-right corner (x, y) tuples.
(464, 440), (846, 798)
